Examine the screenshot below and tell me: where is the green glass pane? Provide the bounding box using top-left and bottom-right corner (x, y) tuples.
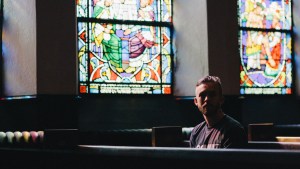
(88, 23), (164, 80)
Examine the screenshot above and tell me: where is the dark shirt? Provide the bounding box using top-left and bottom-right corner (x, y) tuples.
(189, 114), (247, 148)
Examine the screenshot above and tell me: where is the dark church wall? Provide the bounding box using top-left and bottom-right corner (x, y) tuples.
(241, 96), (300, 126)
(0, 95), (242, 131)
(207, 0), (240, 95)
(0, 96), (78, 131)
(0, 96), (201, 131)
(0, 98), (39, 131)
(1, 95), (300, 132)
(78, 96), (201, 131)
(36, 0), (77, 95)
(77, 95), (247, 131)
(77, 95), (300, 131)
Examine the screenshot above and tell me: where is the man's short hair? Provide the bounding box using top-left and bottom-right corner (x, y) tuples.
(196, 75), (223, 95)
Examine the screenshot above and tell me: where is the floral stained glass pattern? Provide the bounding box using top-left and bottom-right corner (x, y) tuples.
(77, 0), (173, 94)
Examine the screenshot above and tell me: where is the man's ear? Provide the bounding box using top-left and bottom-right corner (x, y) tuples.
(194, 97), (198, 106)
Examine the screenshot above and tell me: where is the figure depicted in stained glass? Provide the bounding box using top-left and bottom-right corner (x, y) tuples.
(239, 0), (292, 94)
(243, 30), (285, 87)
(246, 31), (263, 70)
(77, 0), (173, 94)
(92, 0), (157, 75)
(246, 1), (265, 28)
(268, 2), (283, 29)
(92, 0), (123, 73)
(264, 32), (282, 77)
(126, 0), (155, 73)
(246, 31), (282, 74)
(241, 0), (289, 30)
(114, 0), (138, 73)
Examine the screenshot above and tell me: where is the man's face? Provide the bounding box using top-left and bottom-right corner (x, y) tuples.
(194, 82), (224, 117)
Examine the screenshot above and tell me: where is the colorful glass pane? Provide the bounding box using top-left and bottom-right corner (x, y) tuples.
(77, 0), (88, 17)
(77, 0), (173, 94)
(238, 0), (292, 95)
(238, 0), (292, 30)
(239, 30), (292, 94)
(78, 22), (89, 82)
(77, 0), (173, 22)
(161, 0), (172, 22)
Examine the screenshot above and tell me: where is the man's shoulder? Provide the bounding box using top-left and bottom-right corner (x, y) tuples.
(224, 114), (243, 125)
(223, 114), (245, 131)
(222, 115), (248, 148)
(194, 121), (206, 129)
(191, 121), (206, 134)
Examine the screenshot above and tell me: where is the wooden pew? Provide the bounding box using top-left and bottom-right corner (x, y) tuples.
(1, 145), (300, 169)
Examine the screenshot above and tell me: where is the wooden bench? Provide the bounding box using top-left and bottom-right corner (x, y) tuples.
(2, 145), (300, 169)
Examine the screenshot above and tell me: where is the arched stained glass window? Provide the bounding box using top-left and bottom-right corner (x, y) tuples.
(77, 0), (173, 94)
(238, 0), (293, 95)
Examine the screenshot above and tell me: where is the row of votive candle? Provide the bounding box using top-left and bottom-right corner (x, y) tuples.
(0, 131), (44, 145)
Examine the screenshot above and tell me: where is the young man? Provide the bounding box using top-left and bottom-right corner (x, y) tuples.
(190, 75), (247, 148)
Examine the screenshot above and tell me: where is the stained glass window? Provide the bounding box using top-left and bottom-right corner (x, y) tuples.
(77, 0), (173, 94)
(238, 0), (293, 95)
(0, 0), (3, 96)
